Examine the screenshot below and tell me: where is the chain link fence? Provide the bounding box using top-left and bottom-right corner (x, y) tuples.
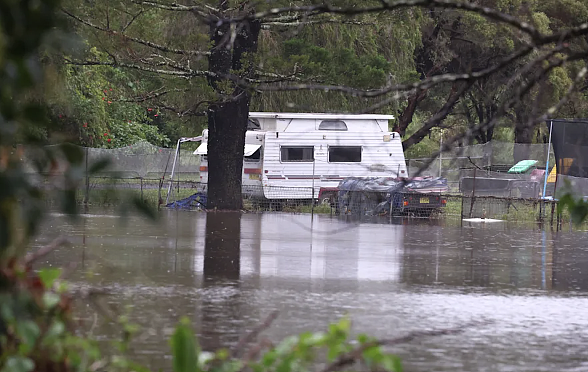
(17, 139), (577, 225)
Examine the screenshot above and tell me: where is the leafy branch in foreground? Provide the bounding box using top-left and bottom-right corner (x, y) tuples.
(167, 313), (481, 372)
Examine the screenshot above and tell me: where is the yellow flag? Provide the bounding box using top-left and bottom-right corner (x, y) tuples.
(547, 165), (557, 183)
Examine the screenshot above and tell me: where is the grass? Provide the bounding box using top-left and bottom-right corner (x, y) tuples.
(74, 182), (585, 225)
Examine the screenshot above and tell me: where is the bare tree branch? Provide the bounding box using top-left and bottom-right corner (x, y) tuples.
(318, 320), (491, 372)
(117, 88), (190, 102)
(62, 8), (210, 56)
(403, 81), (474, 149)
(256, 45), (534, 97)
(121, 9), (145, 32)
(64, 58), (215, 78)
(226, 0), (541, 41)
(25, 236), (68, 265)
(129, 0), (213, 18)
(408, 49), (588, 182)
(232, 310), (279, 358)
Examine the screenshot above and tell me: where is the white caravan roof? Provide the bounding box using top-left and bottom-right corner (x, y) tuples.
(194, 143), (261, 156)
(249, 112), (395, 120)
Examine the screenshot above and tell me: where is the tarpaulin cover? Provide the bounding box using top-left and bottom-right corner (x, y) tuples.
(337, 177), (448, 216)
(166, 192), (207, 209)
(337, 177), (448, 194)
(551, 119), (588, 177)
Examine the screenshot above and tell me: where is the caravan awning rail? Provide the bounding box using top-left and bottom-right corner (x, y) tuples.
(194, 143), (261, 156)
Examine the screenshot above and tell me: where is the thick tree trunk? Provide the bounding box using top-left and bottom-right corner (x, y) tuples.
(514, 123), (534, 162)
(206, 9), (261, 210)
(513, 108), (533, 162)
(207, 100), (249, 210)
(395, 89), (428, 137)
(402, 83), (463, 150)
(201, 211), (242, 350)
(203, 212), (241, 280)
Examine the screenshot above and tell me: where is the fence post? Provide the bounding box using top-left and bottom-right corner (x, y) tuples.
(84, 147), (89, 205)
(158, 176), (163, 210)
(460, 194), (464, 226)
(311, 160), (316, 220)
(468, 168), (477, 218)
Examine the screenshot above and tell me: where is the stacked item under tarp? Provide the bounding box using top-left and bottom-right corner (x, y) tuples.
(337, 177), (448, 216)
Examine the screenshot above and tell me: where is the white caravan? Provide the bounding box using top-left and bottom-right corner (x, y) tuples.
(194, 112), (408, 201)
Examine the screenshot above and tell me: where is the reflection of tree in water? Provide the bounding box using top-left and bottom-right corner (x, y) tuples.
(399, 225), (556, 289)
(551, 233), (588, 292)
(200, 211), (243, 351)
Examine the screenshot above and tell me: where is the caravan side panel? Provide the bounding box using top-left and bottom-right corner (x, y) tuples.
(261, 132), (407, 199)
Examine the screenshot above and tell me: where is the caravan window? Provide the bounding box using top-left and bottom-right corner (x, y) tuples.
(245, 147), (261, 161)
(281, 146), (314, 162)
(319, 120), (347, 131)
(328, 146), (362, 162)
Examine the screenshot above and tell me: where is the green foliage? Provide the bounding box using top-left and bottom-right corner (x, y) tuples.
(171, 317), (200, 372)
(46, 48), (170, 148)
(281, 38), (391, 88)
(557, 185), (588, 226)
(165, 316), (402, 372)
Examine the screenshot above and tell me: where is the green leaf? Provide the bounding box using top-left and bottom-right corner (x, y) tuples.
(59, 143), (84, 165)
(380, 355), (403, 372)
(16, 321), (40, 353)
(88, 158), (111, 175)
(42, 293), (61, 309)
(38, 268), (62, 289)
(1, 300), (15, 322)
(131, 195), (157, 220)
(170, 317), (198, 372)
(45, 320), (65, 339)
(1, 357), (34, 372)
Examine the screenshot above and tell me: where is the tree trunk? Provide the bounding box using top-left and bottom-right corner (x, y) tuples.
(201, 211), (242, 350)
(402, 82), (464, 150)
(207, 100), (249, 210)
(514, 108), (533, 162)
(395, 89), (428, 137)
(514, 123), (533, 162)
(204, 212), (241, 280)
(206, 9), (261, 210)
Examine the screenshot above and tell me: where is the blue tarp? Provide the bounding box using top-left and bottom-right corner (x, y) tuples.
(166, 192), (207, 209)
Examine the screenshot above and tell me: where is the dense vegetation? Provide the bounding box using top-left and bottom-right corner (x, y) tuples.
(3, 1), (588, 371)
(45, 0), (588, 155)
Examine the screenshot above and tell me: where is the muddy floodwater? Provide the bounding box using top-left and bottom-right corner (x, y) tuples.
(35, 209), (588, 372)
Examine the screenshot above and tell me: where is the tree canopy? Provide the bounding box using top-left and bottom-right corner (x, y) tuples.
(30, 0), (588, 208)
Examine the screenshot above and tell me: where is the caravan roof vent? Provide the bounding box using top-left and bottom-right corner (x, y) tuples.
(319, 120), (347, 131)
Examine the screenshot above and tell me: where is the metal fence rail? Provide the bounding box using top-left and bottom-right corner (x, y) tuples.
(72, 177), (564, 225)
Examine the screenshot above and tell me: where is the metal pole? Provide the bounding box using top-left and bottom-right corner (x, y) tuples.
(166, 139), (182, 204)
(177, 145), (181, 196)
(542, 120), (553, 199)
(439, 131), (443, 178)
(84, 146), (89, 205)
(311, 159), (316, 220)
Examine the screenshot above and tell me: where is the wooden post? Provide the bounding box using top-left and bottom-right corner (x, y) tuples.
(84, 147), (89, 205)
(469, 168), (477, 218)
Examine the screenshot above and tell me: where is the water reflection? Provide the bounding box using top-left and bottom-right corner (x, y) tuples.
(32, 210), (588, 372)
(204, 212), (241, 281)
(200, 212), (244, 350)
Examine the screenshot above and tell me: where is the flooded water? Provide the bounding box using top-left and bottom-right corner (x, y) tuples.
(35, 209), (588, 372)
